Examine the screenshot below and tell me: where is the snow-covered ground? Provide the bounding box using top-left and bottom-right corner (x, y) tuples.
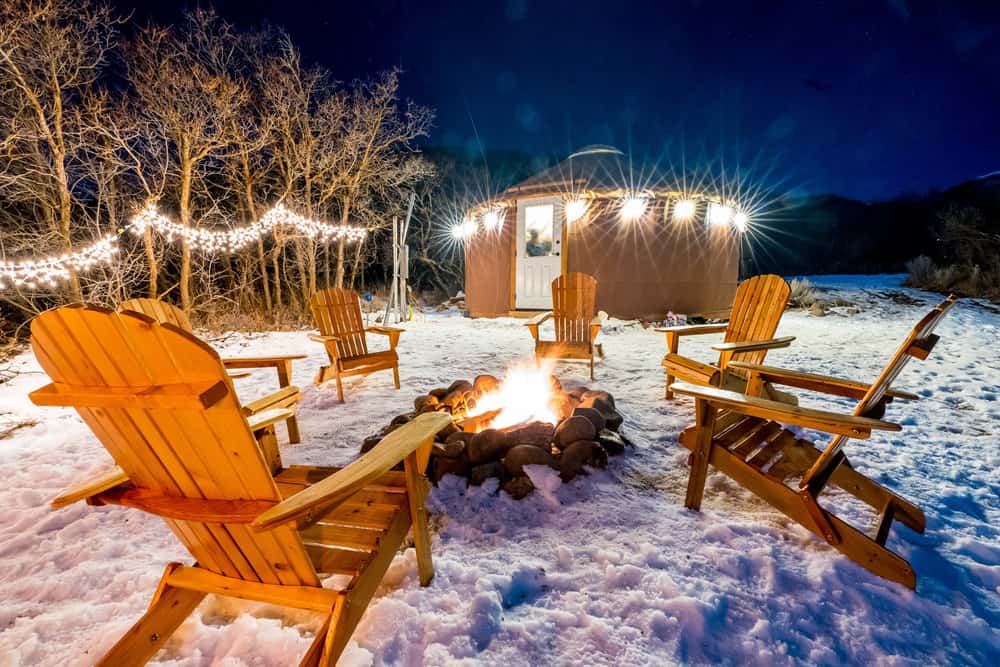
(1, 275), (998, 666)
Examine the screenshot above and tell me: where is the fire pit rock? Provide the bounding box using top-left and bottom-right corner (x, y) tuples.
(360, 375), (631, 499)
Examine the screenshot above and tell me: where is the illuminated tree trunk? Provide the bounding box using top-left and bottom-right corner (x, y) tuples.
(144, 227), (158, 297)
(178, 148), (193, 311)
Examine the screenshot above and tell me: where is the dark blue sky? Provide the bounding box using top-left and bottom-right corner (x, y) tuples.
(125, 0), (1000, 201)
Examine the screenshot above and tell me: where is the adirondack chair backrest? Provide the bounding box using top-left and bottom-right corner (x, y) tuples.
(119, 297), (193, 332)
(311, 288), (369, 360)
(551, 272), (597, 346)
(853, 295), (957, 416)
(722, 274), (790, 367)
(30, 305), (319, 587)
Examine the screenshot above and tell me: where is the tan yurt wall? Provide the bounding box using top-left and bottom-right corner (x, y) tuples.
(464, 215), (513, 317)
(567, 204), (739, 319)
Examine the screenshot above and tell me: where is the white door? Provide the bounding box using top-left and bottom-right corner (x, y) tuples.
(515, 197), (562, 309)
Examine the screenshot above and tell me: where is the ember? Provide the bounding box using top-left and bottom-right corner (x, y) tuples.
(362, 369), (630, 499)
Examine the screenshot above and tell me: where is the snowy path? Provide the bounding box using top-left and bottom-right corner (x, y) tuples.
(0, 276), (997, 665)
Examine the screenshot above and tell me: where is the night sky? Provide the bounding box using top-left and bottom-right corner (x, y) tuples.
(121, 1), (1000, 201)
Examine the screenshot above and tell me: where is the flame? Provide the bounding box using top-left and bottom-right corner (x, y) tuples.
(467, 362), (558, 429)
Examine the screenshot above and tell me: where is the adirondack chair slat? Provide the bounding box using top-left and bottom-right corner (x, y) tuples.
(672, 295), (958, 589)
(118, 298), (305, 445)
(310, 288), (402, 401)
(525, 272), (603, 379)
(31, 305), (449, 665)
(660, 274), (792, 399)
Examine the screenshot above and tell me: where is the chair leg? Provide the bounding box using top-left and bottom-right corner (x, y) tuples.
(285, 415), (301, 444)
(392, 363), (400, 389)
(335, 372), (345, 402)
(589, 353), (595, 380)
(299, 601), (347, 667)
(684, 399), (718, 510)
(97, 563), (206, 666)
(405, 451), (435, 587)
(665, 370), (675, 400)
(703, 442), (918, 589)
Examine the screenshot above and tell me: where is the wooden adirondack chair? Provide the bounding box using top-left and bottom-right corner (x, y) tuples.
(119, 298), (306, 443)
(671, 295), (958, 589)
(658, 274), (795, 400)
(309, 288), (403, 401)
(525, 272), (606, 380)
(29, 305), (452, 666)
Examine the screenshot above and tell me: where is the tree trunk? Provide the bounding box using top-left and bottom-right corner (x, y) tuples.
(179, 147), (193, 311)
(144, 227), (158, 298)
(257, 238), (271, 311)
(334, 198), (352, 288)
(348, 239), (364, 290)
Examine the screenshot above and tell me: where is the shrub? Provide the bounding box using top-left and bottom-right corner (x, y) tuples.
(787, 277), (818, 309)
(904, 255), (936, 287)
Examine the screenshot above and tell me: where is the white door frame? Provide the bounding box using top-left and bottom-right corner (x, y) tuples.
(515, 196), (563, 310)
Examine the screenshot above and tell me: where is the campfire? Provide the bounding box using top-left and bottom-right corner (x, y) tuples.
(362, 364), (629, 499)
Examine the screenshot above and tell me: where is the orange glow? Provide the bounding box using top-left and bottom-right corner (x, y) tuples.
(467, 362), (558, 429)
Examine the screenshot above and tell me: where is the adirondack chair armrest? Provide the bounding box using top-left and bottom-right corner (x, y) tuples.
(524, 311), (553, 341)
(223, 355), (306, 387)
(222, 354), (307, 369)
(668, 382), (901, 439)
(252, 412), (453, 531)
(711, 336), (795, 353)
(589, 312), (608, 341)
(308, 333), (339, 343)
(654, 323), (728, 336)
(51, 465), (130, 508)
(711, 336), (795, 370)
(366, 326), (404, 349)
(726, 362), (920, 401)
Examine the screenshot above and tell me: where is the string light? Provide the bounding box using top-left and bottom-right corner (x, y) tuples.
(673, 199), (696, 220)
(0, 235), (118, 290)
(130, 202), (367, 253)
(620, 196), (648, 222)
(707, 202), (734, 227)
(565, 198), (588, 223)
(0, 202), (367, 290)
(733, 211), (749, 232)
(482, 208), (506, 231)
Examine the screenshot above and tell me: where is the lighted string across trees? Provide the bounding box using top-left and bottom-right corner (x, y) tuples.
(0, 0), (434, 332)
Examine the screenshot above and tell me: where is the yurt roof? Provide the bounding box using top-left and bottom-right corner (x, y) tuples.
(502, 145), (671, 195)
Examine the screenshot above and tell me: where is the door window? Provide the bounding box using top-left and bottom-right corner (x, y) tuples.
(523, 204), (555, 257)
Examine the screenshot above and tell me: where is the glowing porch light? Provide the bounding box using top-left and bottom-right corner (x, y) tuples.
(565, 198), (588, 223)
(482, 209), (504, 231)
(673, 199), (696, 220)
(461, 217), (479, 238)
(733, 211), (749, 232)
(708, 202), (734, 227)
(620, 196), (648, 222)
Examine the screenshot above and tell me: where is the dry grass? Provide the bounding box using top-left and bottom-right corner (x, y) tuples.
(904, 256), (1000, 301)
(787, 277), (819, 309)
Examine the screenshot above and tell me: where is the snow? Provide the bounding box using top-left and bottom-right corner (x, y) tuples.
(1, 276), (998, 666)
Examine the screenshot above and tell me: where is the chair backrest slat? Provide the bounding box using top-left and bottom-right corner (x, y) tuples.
(854, 295), (957, 415)
(31, 306), (318, 587)
(311, 289), (369, 360)
(551, 273), (596, 346)
(723, 274), (790, 367)
(119, 298), (193, 332)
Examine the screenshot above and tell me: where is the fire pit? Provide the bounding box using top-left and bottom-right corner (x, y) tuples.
(361, 365), (629, 499)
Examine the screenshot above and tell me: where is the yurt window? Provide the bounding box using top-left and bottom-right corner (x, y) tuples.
(524, 204), (555, 256)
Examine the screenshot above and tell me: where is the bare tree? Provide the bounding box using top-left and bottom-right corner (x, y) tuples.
(317, 69), (434, 288)
(0, 0), (120, 301)
(126, 8), (246, 311)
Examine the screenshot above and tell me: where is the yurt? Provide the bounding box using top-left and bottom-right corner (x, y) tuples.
(459, 145), (747, 320)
